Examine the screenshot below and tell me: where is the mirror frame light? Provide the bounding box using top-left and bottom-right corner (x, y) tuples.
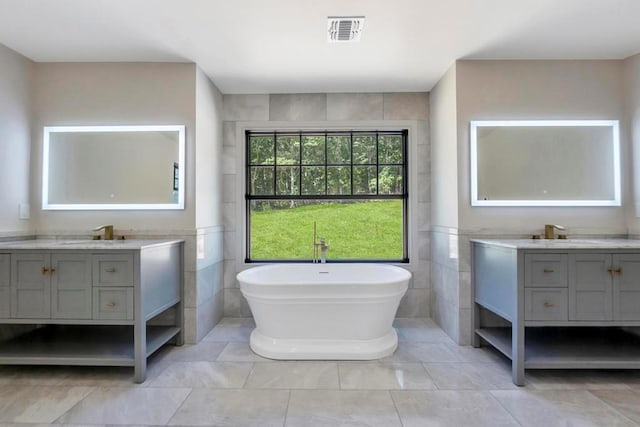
(469, 120), (621, 207)
(42, 125), (186, 210)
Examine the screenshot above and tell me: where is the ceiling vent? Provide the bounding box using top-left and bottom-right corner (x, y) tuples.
(327, 16), (365, 43)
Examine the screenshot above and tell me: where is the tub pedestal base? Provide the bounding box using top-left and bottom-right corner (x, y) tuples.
(249, 329), (399, 360)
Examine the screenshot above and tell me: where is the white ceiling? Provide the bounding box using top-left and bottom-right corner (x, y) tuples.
(1, 0), (639, 94)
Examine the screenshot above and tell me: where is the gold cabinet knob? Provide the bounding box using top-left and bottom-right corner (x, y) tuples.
(105, 267), (116, 273)
(543, 268), (554, 273)
(543, 302), (555, 308)
(105, 302), (116, 308)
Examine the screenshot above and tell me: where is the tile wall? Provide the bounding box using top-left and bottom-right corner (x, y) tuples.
(220, 93), (431, 318)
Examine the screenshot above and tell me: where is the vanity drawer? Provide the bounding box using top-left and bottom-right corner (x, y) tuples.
(525, 254), (568, 287)
(92, 288), (133, 320)
(525, 288), (568, 321)
(92, 254), (134, 287)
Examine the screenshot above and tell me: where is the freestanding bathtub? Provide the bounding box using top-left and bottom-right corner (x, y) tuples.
(237, 263), (410, 360)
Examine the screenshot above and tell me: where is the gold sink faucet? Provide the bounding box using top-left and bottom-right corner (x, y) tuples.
(544, 224), (565, 239)
(93, 224), (114, 240)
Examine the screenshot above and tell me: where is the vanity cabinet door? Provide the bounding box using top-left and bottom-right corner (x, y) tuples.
(11, 253), (51, 318)
(51, 253), (92, 319)
(612, 254), (640, 321)
(0, 254), (10, 318)
(568, 253), (612, 321)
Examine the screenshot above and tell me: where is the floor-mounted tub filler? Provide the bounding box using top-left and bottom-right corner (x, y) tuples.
(237, 263), (410, 360)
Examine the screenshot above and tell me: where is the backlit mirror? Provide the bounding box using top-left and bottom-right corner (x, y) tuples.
(470, 120), (620, 206)
(43, 125), (185, 210)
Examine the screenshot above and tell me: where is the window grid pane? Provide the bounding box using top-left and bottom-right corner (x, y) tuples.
(246, 130), (408, 262)
(247, 131), (406, 197)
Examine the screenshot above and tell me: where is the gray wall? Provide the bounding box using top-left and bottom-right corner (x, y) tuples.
(221, 93), (431, 318)
(188, 67), (225, 342)
(625, 54), (640, 235)
(456, 60), (626, 235)
(32, 62), (198, 232)
(429, 64), (462, 341)
(431, 59), (629, 344)
(0, 44), (33, 235)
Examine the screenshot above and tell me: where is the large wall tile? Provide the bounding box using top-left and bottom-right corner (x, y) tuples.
(383, 92), (429, 120)
(459, 271), (471, 309)
(411, 263), (430, 289)
(417, 202), (431, 231)
(223, 231), (236, 260)
(223, 94), (269, 121)
(458, 308), (472, 345)
(196, 290), (224, 341)
(223, 121), (237, 146)
(222, 146), (236, 174)
(196, 262), (223, 306)
(417, 231), (431, 260)
(224, 289), (252, 317)
(184, 270), (197, 308)
(223, 174), (236, 203)
(326, 93), (383, 120)
(223, 202), (237, 232)
(417, 173), (431, 203)
(224, 260), (238, 288)
(184, 307), (197, 344)
(417, 144), (430, 174)
(269, 94), (326, 121)
(397, 289), (429, 317)
(417, 120), (429, 145)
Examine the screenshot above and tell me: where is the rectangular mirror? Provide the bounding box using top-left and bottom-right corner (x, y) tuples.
(470, 120), (620, 207)
(43, 125), (185, 210)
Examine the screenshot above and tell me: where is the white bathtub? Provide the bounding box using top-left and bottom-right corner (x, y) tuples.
(237, 263), (410, 360)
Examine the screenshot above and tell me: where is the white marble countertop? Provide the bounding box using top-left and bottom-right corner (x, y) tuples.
(0, 239), (183, 250)
(470, 238), (640, 249)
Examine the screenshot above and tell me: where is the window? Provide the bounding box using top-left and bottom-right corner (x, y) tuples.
(245, 130), (408, 262)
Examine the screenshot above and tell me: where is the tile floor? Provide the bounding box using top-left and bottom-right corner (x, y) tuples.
(0, 318), (640, 426)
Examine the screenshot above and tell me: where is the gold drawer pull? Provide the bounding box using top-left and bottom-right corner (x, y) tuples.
(543, 302), (555, 308)
(105, 302), (116, 308)
(40, 266), (55, 275)
(543, 268), (554, 273)
(607, 267), (621, 278)
(105, 267), (116, 273)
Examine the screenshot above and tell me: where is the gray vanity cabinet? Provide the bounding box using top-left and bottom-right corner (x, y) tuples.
(472, 240), (640, 386)
(0, 254), (10, 318)
(0, 239), (183, 383)
(569, 253), (640, 321)
(11, 252), (92, 319)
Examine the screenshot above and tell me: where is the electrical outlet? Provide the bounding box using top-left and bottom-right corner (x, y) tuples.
(18, 203), (30, 220)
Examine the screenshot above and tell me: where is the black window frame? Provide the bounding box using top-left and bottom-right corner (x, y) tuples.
(245, 129), (409, 263)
